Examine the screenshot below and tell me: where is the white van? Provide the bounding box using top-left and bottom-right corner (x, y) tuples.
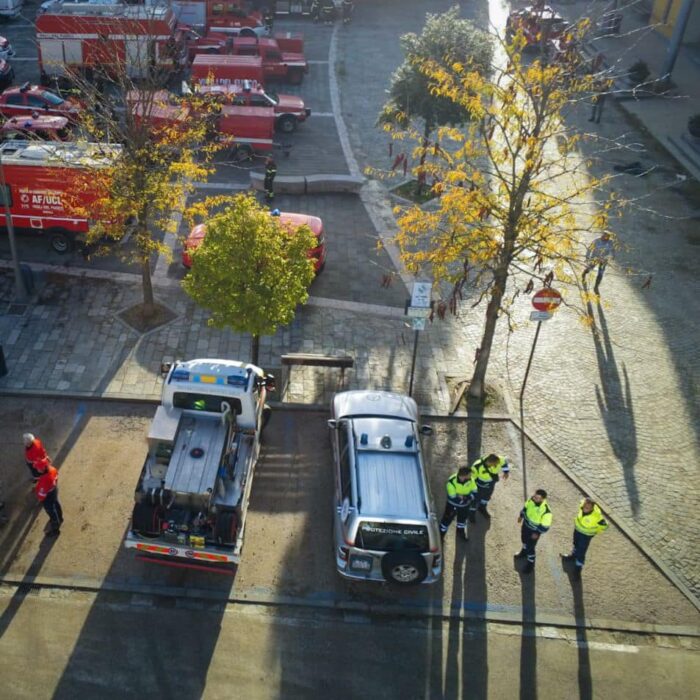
(0, 0), (22, 18)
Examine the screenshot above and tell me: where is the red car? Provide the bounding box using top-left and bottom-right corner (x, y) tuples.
(0, 83), (82, 121)
(183, 211), (327, 271)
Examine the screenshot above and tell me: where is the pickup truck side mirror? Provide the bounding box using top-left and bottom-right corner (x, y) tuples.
(420, 425), (433, 436)
(160, 362), (172, 376)
(327, 419), (338, 430)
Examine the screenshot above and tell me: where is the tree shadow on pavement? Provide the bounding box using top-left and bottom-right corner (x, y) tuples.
(518, 570), (537, 700)
(589, 299), (640, 515)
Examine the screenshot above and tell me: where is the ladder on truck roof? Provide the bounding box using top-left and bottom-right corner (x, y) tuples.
(0, 140), (121, 167)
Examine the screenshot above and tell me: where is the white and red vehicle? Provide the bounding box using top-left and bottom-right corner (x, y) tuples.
(194, 79), (310, 133)
(36, 4), (188, 84)
(0, 140), (120, 252)
(124, 358), (275, 570)
(191, 53), (265, 85)
(183, 210), (327, 270)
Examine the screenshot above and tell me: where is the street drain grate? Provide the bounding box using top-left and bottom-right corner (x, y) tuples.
(5, 303), (28, 316)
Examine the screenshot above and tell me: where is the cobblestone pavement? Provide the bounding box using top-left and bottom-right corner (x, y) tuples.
(0, 1), (698, 603)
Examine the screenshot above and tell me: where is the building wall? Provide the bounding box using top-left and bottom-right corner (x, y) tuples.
(651, 0), (700, 43)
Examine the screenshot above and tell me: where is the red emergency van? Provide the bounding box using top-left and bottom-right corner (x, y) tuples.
(36, 4), (188, 84)
(0, 140), (120, 252)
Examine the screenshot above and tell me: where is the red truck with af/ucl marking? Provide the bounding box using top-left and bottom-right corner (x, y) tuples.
(0, 140), (121, 253)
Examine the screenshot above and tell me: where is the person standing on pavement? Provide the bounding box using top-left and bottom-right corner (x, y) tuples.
(439, 467), (477, 541)
(264, 156), (277, 201)
(35, 461), (63, 536)
(341, 0), (354, 24)
(469, 453), (510, 521)
(582, 231), (614, 294)
(321, 0), (335, 25)
(309, 0), (321, 22)
(588, 78), (608, 124)
(562, 497), (608, 580)
(23, 433), (51, 480)
(515, 489), (553, 574)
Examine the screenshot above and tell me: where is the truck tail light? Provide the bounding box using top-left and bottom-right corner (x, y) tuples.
(338, 546), (349, 562)
(433, 554), (441, 569)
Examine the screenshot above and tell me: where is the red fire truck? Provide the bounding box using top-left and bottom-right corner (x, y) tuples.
(129, 90), (274, 161)
(36, 4), (188, 84)
(0, 140), (121, 253)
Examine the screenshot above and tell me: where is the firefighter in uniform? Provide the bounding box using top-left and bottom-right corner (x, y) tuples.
(264, 156), (277, 201)
(23, 433), (51, 480)
(469, 453), (510, 521)
(439, 466), (477, 541)
(515, 489), (552, 573)
(562, 497), (608, 580)
(35, 461), (63, 536)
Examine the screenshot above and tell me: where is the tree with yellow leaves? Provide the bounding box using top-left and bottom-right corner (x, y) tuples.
(385, 25), (620, 399)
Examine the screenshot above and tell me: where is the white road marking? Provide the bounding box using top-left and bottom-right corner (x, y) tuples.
(307, 60), (329, 65)
(313, 112), (334, 118)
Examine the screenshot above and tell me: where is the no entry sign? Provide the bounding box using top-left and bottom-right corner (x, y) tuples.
(532, 287), (562, 312)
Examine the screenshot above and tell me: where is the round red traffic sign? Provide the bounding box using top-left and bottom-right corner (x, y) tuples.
(532, 287), (562, 312)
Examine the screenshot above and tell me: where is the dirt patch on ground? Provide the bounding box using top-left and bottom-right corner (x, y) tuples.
(118, 302), (177, 334)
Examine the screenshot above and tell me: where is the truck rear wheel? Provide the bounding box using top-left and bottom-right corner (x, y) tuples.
(50, 231), (73, 254)
(240, 28), (257, 38)
(232, 144), (253, 163)
(215, 511), (239, 547)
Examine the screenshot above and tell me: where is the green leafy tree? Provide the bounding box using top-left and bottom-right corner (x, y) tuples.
(379, 6), (493, 193)
(182, 194), (317, 365)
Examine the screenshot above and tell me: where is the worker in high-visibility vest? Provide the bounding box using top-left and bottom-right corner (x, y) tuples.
(562, 497), (608, 580)
(515, 489), (553, 573)
(468, 453), (510, 521)
(439, 467), (478, 541)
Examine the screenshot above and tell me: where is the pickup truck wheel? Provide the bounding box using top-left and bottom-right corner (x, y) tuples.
(261, 404), (272, 430)
(276, 115), (297, 134)
(381, 551), (427, 586)
(215, 511), (239, 547)
(288, 68), (304, 85)
(240, 28), (257, 38)
(50, 231), (73, 254)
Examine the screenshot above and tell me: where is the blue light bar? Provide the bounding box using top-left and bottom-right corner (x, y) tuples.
(171, 368), (190, 382)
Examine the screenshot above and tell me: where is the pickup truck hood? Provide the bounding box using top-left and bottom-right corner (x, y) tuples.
(275, 94), (306, 112)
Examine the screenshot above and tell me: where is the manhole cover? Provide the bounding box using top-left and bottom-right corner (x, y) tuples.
(5, 303), (28, 316)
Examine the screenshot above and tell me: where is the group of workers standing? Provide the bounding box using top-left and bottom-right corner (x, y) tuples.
(440, 455), (608, 580)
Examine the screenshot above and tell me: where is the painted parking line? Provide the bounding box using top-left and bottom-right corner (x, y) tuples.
(313, 112), (334, 118)
(307, 60), (329, 65)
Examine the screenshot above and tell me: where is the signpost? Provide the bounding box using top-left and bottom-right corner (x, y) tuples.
(520, 287), (562, 495)
(406, 281), (432, 398)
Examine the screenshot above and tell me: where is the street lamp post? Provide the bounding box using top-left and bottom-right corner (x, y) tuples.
(0, 147), (28, 302)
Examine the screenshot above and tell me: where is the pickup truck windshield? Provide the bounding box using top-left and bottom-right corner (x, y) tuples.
(356, 522), (429, 553)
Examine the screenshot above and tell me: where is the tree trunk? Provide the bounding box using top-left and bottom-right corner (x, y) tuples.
(469, 268), (507, 400)
(141, 256), (155, 313)
(414, 120), (432, 197)
(251, 334), (260, 366)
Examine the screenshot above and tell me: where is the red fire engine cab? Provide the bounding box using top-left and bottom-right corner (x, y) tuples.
(0, 140), (121, 253)
(36, 4), (188, 84)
